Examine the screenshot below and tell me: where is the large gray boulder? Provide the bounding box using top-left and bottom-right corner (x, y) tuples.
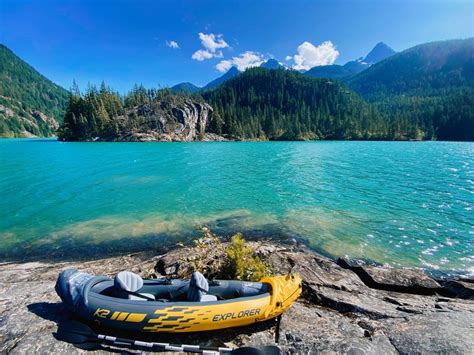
(111, 96), (222, 142)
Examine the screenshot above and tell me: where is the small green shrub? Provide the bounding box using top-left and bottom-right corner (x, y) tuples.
(223, 233), (268, 282)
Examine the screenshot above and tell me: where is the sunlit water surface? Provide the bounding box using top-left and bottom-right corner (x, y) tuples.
(0, 139), (472, 276)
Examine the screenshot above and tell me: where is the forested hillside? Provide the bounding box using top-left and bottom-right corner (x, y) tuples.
(0, 44), (69, 137)
(304, 65), (352, 80)
(203, 68), (386, 140)
(347, 38), (474, 141)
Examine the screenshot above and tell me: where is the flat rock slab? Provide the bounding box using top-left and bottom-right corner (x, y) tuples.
(1, 240), (473, 354)
(363, 266), (441, 289)
(278, 302), (398, 354)
(380, 311), (474, 354)
(337, 258), (442, 294)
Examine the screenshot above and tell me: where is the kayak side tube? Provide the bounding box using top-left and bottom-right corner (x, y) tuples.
(82, 275), (302, 333)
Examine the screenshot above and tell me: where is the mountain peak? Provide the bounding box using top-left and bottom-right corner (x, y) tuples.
(227, 66), (240, 74)
(261, 59), (283, 69)
(364, 42), (396, 64)
(171, 82), (201, 94)
(203, 66), (240, 90)
(374, 41), (390, 48)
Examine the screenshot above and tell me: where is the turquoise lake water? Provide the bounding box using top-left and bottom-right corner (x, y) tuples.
(0, 139), (472, 275)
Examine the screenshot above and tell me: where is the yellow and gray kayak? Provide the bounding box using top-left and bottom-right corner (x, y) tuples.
(56, 269), (302, 333)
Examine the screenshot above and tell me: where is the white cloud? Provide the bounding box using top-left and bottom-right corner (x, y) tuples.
(191, 32), (229, 61)
(192, 49), (214, 61)
(166, 40), (179, 49)
(216, 51), (265, 73)
(216, 60), (232, 73)
(198, 32), (229, 53)
(289, 41), (339, 70)
(285, 55), (292, 61)
(232, 52), (265, 71)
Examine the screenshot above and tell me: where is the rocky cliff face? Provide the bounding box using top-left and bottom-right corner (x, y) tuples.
(31, 110), (59, 130)
(112, 97), (225, 142)
(0, 100), (59, 138)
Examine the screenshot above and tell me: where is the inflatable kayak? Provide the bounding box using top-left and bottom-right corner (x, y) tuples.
(56, 269), (302, 333)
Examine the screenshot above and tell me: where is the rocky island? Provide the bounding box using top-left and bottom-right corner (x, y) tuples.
(58, 89), (230, 142)
(107, 98), (226, 142)
(1, 233), (473, 354)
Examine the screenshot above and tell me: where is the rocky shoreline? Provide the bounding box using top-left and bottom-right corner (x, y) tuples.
(1, 237), (473, 354)
(110, 132), (230, 142)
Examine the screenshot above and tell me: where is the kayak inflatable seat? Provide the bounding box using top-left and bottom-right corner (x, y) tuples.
(56, 269), (302, 333)
(114, 271), (156, 301)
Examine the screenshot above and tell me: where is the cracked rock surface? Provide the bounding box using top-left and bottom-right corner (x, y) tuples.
(1, 239), (473, 354)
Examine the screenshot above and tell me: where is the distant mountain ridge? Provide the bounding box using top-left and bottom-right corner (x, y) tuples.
(305, 42), (396, 80)
(364, 42), (396, 64)
(173, 59), (289, 93)
(171, 82), (201, 94)
(261, 58), (288, 70)
(203, 66), (240, 91)
(348, 38), (474, 98)
(180, 42), (397, 88)
(348, 38), (474, 141)
(0, 44), (69, 137)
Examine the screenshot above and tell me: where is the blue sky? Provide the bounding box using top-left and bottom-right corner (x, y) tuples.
(1, 0), (473, 93)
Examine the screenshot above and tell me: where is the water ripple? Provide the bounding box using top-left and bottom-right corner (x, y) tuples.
(0, 139), (472, 275)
